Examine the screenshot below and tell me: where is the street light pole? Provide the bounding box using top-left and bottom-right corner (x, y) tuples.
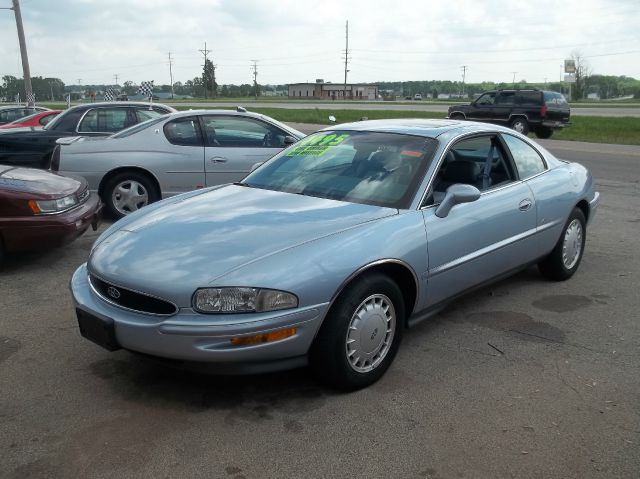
(11, 0), (34, 107)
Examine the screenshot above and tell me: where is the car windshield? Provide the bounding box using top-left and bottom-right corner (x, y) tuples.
(243, 130), (438, 209)
(42, 110), (66, 130)
(110, 116), (166, 138)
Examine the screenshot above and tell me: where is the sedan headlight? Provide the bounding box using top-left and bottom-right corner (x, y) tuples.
(28, 194), (77, 214)
(193, 287), (298, 313)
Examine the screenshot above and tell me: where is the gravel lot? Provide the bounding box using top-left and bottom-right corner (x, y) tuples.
(1, 138), (639, 478)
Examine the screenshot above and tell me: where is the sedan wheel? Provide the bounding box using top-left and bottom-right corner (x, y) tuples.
(104, 172), (159, 219)
(310, 273), (404, 390)
(539, 208), (586, 280)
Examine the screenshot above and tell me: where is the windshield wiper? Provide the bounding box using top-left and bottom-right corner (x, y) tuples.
(233, 181), (252, 187)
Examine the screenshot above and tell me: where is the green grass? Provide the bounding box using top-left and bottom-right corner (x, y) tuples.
(40, 103), (640, 145)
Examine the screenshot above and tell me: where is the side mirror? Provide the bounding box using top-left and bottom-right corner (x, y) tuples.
(249, 161), (264, 172)
(328, 115), (336, 123)
(283, 135), (297, 145)
(435, 184), (481, 218)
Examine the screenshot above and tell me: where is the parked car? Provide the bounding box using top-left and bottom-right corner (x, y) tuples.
(70, 119), (599, 390)
(54, 109), (305, 218)
(0, 102), (175, 169)
(0, 105), (49, 125)
(0, 110), (61, 129)
(414, 94), (422, 100)
(0, 165), (102, 264)
(447, 89), (570, 138)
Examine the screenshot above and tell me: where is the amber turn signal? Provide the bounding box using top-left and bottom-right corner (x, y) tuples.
(230, 328), (296, 346)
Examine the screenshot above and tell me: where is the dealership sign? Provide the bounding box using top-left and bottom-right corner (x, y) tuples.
(564, 59), (576, 73)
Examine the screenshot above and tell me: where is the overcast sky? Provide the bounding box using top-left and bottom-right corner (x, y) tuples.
(1, 0), (639, 87)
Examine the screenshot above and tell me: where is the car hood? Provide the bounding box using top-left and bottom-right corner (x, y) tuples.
(89, 185), (397, 298)
(0, 165), (82, 197)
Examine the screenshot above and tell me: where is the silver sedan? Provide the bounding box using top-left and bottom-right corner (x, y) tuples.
(53, 109), (305, 218)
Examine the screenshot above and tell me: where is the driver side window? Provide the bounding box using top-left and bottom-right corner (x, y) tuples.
(475, 93), (496, 106)
(202, 116), (287, 148)
(427, 135), (516, 205)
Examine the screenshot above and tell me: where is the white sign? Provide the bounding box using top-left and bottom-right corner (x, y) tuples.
(564, 74), (576, 83)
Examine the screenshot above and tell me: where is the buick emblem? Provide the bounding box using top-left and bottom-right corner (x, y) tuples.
(107, 286), (121, 299)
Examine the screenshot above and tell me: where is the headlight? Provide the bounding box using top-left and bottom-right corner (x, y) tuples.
(193, 287), (298, 313)
(28, 194), (77, 214)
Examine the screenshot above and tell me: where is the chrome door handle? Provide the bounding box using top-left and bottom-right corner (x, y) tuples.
(519, 199), (533, 211)
(209, 157), (227, 163)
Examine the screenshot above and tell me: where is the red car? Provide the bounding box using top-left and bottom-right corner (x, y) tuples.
(0, 165), (102, 263)
(0, 110), (62, 129)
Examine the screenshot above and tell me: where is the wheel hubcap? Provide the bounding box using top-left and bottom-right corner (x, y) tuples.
(345, 294), (396, 373)
(513, 121), (525, 132)
(562, 219), (583, 269)
(112, 180), (149, 215)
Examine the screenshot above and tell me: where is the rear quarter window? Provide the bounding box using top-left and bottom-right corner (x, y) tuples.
(543, 92), (568, 106)
(516, 91), (542, 106)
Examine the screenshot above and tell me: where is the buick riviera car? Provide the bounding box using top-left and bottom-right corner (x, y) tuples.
(54, 109), (305, 218)
(71, 119), (599, 390)
(0, 102), (175, 169)
(0, 165), (101, 263)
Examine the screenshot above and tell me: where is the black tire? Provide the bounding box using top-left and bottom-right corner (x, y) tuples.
(450, 113), (465, 121)
(538, 208), (586, 281)
(310, 273), (405, 391)
(535, 127), (554, 139)
(103, 171), (159, 219)
(510, 117), (530, 135)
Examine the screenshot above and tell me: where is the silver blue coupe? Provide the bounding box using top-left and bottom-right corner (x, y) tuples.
(70, 119), (599, 390)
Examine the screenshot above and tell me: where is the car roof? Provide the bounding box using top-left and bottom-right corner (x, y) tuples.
(321, 118), (512, 138)
(68, 101), (174, 111)
(0, 105), (49, 110)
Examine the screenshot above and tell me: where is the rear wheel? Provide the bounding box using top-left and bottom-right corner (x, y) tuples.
(310, 273), (404, 391)
(103, 171), (159, 219)
(538, 208), (586, 281)
(450, 113), (465, 121)
(535, 127), (554, 139)
(510, 117), (530, 135)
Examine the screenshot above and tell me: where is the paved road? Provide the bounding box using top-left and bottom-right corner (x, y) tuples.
(1, 140), (639, 478)
(181, 101), (640, 117)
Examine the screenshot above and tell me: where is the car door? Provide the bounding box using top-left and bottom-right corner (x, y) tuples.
(492, 91), (516, 124)
(467, 92), (496, 121)
(421, 134), (538, 307)
(159, 116), (206, 195)
(202, 115), (290, 186)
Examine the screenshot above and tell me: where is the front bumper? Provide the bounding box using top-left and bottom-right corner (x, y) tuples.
(1, 194), (102, 253)
(70, 264), (329, 374)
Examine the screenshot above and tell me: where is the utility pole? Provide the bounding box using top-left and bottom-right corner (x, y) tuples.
(251, 60), (258, 99)
(199, 42), (210, 99)
(6, 0), (34, 107)
(167, 52), (174, 99)
(511, 71), (517, 88)
(114, 73), (119, 86)
(343, 20), (350, 100)
(461, 65), (467, 97)
(211, 63), (217, 99)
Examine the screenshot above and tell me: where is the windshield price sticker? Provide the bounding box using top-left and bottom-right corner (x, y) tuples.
(287, 133), (349, 156)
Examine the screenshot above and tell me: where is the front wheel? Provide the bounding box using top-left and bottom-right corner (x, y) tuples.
(510, 117), (530, 135)
(310, 273), (404, 391)
(103, 172), (159, 219)
(538, 208), (586, 281)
